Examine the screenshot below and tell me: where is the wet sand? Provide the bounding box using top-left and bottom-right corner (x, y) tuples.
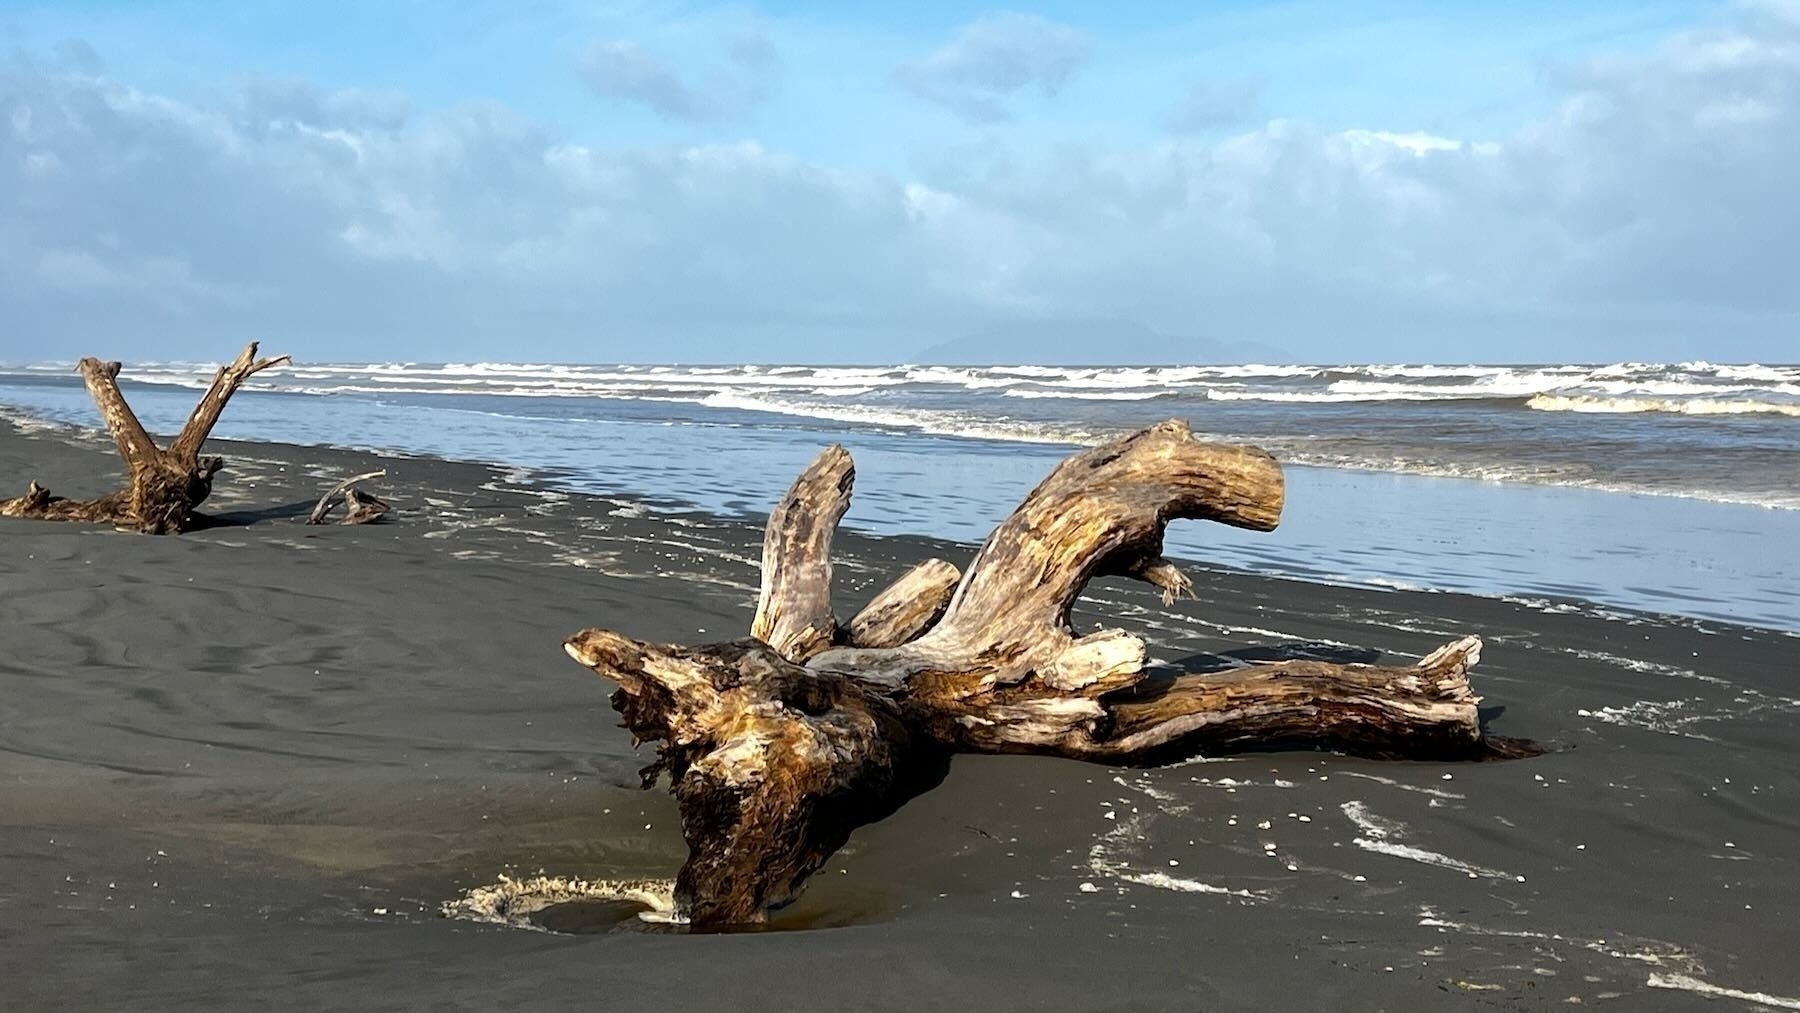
(3, 418), (1798, 1011)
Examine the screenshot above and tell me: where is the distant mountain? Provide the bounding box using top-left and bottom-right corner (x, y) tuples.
(914, 318), (1289, 366)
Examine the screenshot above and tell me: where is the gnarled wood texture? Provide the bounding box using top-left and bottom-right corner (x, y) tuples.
(1, 343), (289, 533)
(749, 444), (853, 661)
(565, 419), (1536, 929)
(307, 471), (391, 525)
(844, 558), (961, 649)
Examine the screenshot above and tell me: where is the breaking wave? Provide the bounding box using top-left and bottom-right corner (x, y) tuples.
(4, 359), (1792, 415)
(1528, 393), (1800, 417)
(1, 358), (1793, 509)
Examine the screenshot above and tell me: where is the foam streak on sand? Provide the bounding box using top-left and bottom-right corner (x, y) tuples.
(1563, 648), (1735, 686)
(1086, 813), (1265, 902)
(1342, 803), (1520, 881)
(1576, 689), (1800, 740)
(1423, 913), (1800, 1011)
(1112, 870), (1264, 898)
(1416, 910), (1702, 971)
(1337, 771), (1465, 800)
(1576, 699), (1720, 741)
(1648, 974), (1800, 1009)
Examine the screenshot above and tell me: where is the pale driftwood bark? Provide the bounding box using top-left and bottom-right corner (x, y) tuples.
(307, 471), (391, 525)
(747, 443), (957, 653)
(845, 558), (961, 649)
(339, 487), (390, 525)
(806, 422), (1283, 695)
(167, 344), (290, 464)
(564, 419), (1537, 929)
(749, 444), (852, 661)
(1, 343), (289, 534)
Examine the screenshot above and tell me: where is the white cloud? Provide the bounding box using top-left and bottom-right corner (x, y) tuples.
(1, 5), (1797, 363)
(1340, 129), (1466, 155)
(897, 13), (1093, 123)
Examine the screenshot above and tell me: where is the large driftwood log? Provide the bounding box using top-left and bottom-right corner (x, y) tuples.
(0, 343), (289, 534)
(564, 420), (1536, 929)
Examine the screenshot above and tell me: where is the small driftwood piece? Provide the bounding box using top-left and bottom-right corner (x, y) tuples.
(564, 420), (1538, 929)
(1, 343), (289, 534)
(306, 471), (390, 525)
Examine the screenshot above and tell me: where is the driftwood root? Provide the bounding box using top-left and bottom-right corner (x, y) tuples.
(2, 343), (289, 534)
(566, 419), (1538, 928)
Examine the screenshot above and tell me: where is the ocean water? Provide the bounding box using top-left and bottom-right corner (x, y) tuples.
(2, 361), (1795, 630)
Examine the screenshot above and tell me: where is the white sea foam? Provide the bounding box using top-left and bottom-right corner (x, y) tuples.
(1328, 371), (1583, 399)
(1562, 649), (1731, 685)
(1109, 869), (1264, 898)
(1337, 771), (1465, 800)
(1002, 388), (1168, 401)
(1341, 801), (1520, 881)
(1354, 364), (1518, 378)
(1577, 699), (1720, 741)
(1086, 807), (1266, 901)
(696, 390), (1099, 445)
(1202, 388), (1410, 404)
(1704, 362), (1800, 384)
(1417, 906), (1706, 976)
(1527, 393), (1800, 417)
(1577, 688), (1800, 739)
(1647, 973), (1800, 1009)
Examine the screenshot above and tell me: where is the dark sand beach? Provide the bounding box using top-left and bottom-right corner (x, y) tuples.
(3, 417), (1798, 1010)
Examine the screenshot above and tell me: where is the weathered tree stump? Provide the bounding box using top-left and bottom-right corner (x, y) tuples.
(564, 420), (1537, 929)
(0, 343), (289, 534)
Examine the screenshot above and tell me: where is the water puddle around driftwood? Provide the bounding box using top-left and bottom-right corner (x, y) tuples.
(440, 873), (902, 934)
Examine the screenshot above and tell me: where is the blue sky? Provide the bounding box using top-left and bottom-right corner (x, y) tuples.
(4, 1), (1704, 165)
(1, 0), (1795, 363)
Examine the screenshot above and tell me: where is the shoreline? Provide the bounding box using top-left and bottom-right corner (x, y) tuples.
(5, 416), (1800, 1008)
(5, 408), (1793, 637)
(7, 378), (1800, 512)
